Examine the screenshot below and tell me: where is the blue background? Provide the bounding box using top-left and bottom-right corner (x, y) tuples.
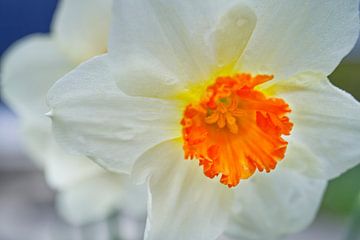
(0, 0), (58, 57)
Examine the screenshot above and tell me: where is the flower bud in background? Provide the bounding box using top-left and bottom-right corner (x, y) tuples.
(1, 0), (146, 226)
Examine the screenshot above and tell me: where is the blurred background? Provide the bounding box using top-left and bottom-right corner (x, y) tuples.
(0, 0), (359, 240)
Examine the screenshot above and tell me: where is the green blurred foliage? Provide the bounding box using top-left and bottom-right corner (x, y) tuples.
(322, 61), (360, 215)
(345, 194), (360, 239)
(331, 62), (360, 100)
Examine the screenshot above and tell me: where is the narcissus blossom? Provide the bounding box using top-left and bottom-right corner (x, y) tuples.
(2, 0), (145, 225)
(47, 0), (360, 239)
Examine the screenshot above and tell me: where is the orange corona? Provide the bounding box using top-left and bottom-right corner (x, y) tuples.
(181, 74), (293, 187)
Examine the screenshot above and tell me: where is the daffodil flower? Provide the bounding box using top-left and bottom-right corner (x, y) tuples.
(2, 0), (145, 225)
(47, 0), (360, 239)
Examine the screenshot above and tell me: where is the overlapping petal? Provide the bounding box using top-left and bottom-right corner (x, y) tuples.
(211, 3), (256, 68)
(225, 168), (326, 240)
(269, 73), (360, 180)
(52, 0), (112, 63)
(47, 56), (181, 173)
(110, 0), (219, 83)
(110, 0), (260, 98)
(112, 2), (257, 100)
(45, 139), (103, 189)
(133, 140), (233, 240)
(21, 117), (103, 189)
(238, 0), (360, 79)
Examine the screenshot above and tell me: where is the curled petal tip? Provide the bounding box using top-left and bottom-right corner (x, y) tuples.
(45, 110), (53, 118)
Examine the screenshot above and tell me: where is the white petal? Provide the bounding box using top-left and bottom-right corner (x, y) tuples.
(117, 180), (148, 219)
(52, 0), (112, 63)
(273, 73), (360, 180)
(225, 169), (327, 240)
(113, 2), (257, 99)
(238, 0), (360, 78)
(133, 140), (233, 240)
(211, 3), (256, 67)
(110, 0), (214, 82)
(56, 173), (125, 225)
(110, 0), (249, 94)
(21, 117), (104, 190)
(1, 34), (74, 119)
(114, 55), (187, 99)
(45, 140), (104, 190)
(47, 56), (181, 174)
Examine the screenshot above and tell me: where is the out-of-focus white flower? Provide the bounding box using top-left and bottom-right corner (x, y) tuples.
(1, 0), (145, 225)
(46, 0), (360, 239)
